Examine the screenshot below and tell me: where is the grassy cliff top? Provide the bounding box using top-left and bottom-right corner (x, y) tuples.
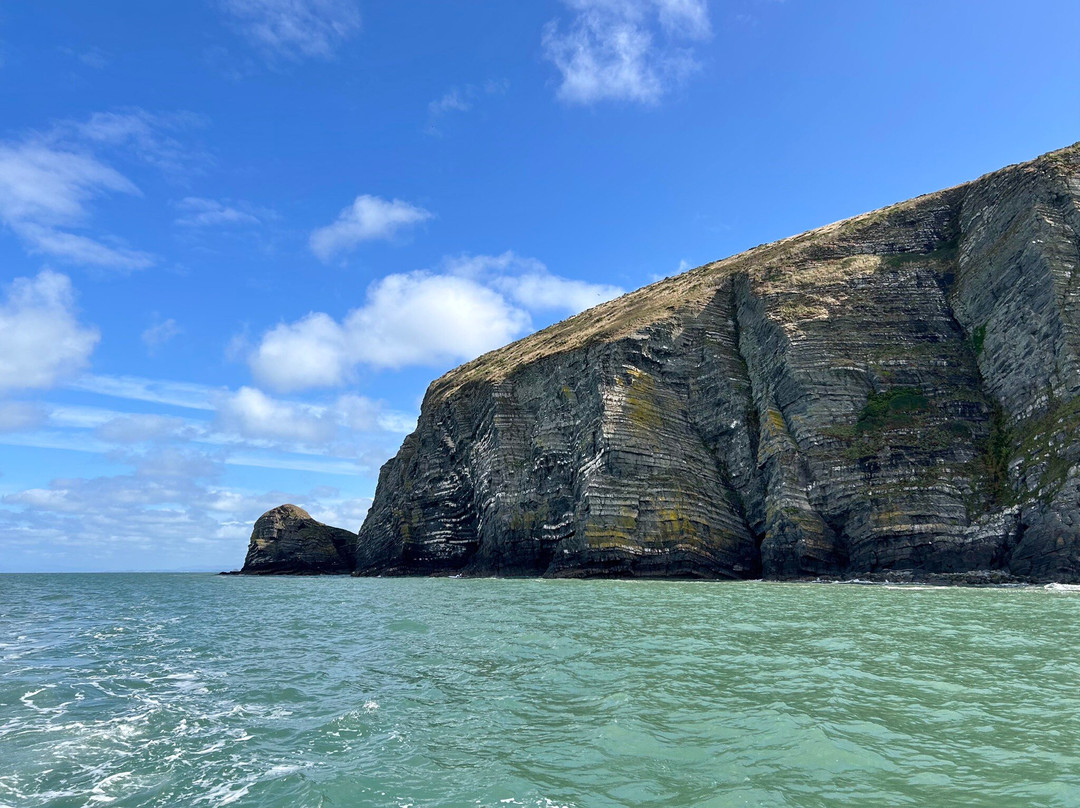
(426, 143), (1080, 405)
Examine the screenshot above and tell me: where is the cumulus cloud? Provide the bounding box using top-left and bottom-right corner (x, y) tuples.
(0, 270), (100, 392)
(248, 252), (622, 392)
(250, 271), (529, 391)
(216, 386), (339, 443)
(246, 312), (351, 390)
(310, 195), (433, 260)
(220, 0), (361, 61)
(542, 0), (711, 104)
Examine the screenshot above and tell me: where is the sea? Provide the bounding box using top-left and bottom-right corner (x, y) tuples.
(1, 574), (1078, 808)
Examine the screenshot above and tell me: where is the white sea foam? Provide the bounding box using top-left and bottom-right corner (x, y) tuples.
(1044, 582), (1080, 592)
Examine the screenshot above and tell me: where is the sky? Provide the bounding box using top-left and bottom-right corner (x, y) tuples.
(0, 1), (1077, 572)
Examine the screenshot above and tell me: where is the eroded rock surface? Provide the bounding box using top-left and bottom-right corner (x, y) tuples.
(262, 144), (1080, 581)
(241, 505), (354, 574)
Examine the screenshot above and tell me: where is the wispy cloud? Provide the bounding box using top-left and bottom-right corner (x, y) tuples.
(142, 317), (183, 353)
(174, 196), (263, 227)
(66, 374), (222, 411)
(542, 0), (712, 105)
(219, 0), (362, 61)
(0, 142), (153, 269)
(425, 80), (508, 135)
(309, 194), (433, 260)
(0, 401), (46, 432)
(0, 109), (204, 269)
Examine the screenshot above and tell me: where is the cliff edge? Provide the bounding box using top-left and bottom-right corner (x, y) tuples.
(260, 143), (1080, 581)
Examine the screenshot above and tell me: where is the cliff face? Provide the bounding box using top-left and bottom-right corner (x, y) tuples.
(350, 145), (1080, 581)
(241, 505), (354, 574)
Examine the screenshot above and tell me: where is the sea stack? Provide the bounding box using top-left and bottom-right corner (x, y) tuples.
(241, 505), (355, 574)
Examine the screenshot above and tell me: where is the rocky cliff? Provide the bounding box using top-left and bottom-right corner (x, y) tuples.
(241, 505), (354, 574)
(250, 144), (1080, 581)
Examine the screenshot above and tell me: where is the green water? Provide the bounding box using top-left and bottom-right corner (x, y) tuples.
(1, 575), (1078, 807)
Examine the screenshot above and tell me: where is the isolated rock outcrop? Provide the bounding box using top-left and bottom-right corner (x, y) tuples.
(255, 144), (1080, 581)
(241, 505), (354, 574)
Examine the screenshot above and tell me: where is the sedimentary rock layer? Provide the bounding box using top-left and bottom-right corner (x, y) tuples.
(255, 144), (1080, 581)
(241, 505), (354, 574)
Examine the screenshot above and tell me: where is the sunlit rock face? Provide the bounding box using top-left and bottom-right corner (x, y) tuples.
(241, 505), (354, 574)
(299, 145), (1080, 581)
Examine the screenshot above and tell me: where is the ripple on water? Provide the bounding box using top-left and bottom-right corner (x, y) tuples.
(1, 575), (1080, 807)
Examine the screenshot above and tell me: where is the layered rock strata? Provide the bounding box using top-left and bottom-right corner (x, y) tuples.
(241, 505), (354, 574)
(250, 144), (1080, 581)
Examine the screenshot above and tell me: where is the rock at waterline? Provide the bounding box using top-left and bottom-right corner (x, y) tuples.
(240, 504), (354, 574)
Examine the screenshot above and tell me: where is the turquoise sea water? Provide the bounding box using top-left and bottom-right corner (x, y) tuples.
(1, 575), (1079, 808)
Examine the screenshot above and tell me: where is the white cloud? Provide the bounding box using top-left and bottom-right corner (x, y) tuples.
(349, 271), (530, 368)
(0, 142), (136, 225)
(542, 0), (711, 104)
(12, 224), (154, 270)
(446, 251), (624, 313)
(216, 386), (339, 443)
(0, 110), (201, 269)
(95, 413), (191, 443)
(174, 197), (261, 227)
(0, 401), (45, 432)
(429, 88), (472, 117)
(656, 0), (712, 38)
(495, 272), (623, 312)
(247, 312), (351, 390)
(66, 374), (220, 411)
(310, 195), (433, 260)
(220, 0), (361, 61)
(72, 109), (207, 175)
(248, 252), (622, 392)
(250, 271), (529, 391)
(0, 463), (374, 571)
(0, 141), (154, 268)
(0, 270), (100, 392)
(142, 318), (183, 352)
(424, 81), (508, 135)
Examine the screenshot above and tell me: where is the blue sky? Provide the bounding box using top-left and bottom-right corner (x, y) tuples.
(0, 0), (1077, 572)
